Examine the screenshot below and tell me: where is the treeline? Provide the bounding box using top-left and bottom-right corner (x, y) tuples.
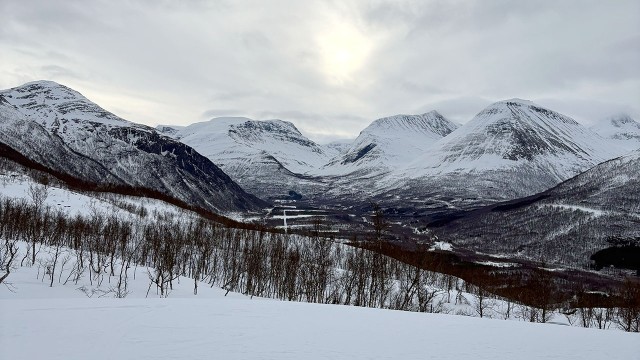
(0, 191), (638, 331)
(0, 154), (257, 230)
(437, 202), (640, 270)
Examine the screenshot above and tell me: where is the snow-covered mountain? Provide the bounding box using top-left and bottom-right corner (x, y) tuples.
(324, 139), (353, 154)
(165, 117), (335, 200)
(385, 99), (626, 208)
(156, 124), (185, 137)
(319, 111), (458, 177)
(590, 114), (640, 152)
(0, 95), (121, 185)
(0, 81), (266, 213)
(3, 81), (631, 215)
(433, 149), (640, 268)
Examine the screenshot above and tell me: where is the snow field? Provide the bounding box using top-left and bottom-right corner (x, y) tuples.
(1, 245), (638, 360)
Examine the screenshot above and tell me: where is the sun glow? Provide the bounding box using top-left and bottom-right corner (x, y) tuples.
(317, 23), (372, 84)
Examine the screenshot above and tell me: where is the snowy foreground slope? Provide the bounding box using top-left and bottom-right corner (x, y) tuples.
(1, 256), (638, 360)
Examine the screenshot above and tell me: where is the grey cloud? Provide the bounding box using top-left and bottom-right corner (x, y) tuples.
(210, 90), (270, 102)
(0, 0), (638, 141)
(40, 65), (81, 80)
(201, 109), (247, 119)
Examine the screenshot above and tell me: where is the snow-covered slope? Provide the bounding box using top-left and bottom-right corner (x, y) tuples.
(388, 99), (626, 207)
(320, 111), (458, 176)
(1, 240), (637, 360)
(0, 81), (265, 213)
(3, 290), (636, 360)
(590, 114), (640, 152)
(324, 139), (353, 154)
(175, 117), (333, 173)
(0, 96), (122, 185)
(156, 124), (185, 137)
(434, 150), (640, 268)
(0, 171), (196, 221)
(167, 117), (334, 200)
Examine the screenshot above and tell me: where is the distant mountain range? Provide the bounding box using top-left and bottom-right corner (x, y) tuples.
(378, 99), (627, 210)
(1, 80), (638, 213)
(1, 79), (638, 271)
(318, 111), (458, 177)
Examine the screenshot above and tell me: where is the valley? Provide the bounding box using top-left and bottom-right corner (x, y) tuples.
(1, 80), (639, 337)
(2, 2), (639, 357)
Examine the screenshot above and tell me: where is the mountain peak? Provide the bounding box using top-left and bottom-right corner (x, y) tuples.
(591, 114), (640, 151)
(365, 111), (457, 138)
(176, 115), (333, 182)
(318, 111), (458, 175)
(0, 81), (266, 213)
(9, 80), (86, 102)
(400, 98), (623, 198)
(0, 80), (135, 129)
(22, 79), (65, 87)
(606, 113), (637, 127)
(499, 98), (536, 106)
(476, 98), (580, 127)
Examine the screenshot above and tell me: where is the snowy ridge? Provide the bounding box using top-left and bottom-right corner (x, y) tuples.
(318, 110), (458, 176)
(0, 80), (132, 130)
(384, 99), (627, 205)
(590, 114), (640, 152)
(168, 117), (334, 199)
(0, 96), (122, 185)
(2, 80), (633, 212)
(176, 117), (334, 173)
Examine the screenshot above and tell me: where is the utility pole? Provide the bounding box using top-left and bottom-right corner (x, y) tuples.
(283, 210), (287, 234)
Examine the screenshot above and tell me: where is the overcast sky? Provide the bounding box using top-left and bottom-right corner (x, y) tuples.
(1, 0), (639, 143)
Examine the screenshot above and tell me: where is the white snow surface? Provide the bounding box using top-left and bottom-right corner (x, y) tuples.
(0, 80), (149, 141)
(0, 172), (194, 221)
(401, 99), (623, 178)
(541, 204), (607, 217)
(173, 116), (335, 174)
(1, 247), (637, 360)
(373, 99), (632, 203)
(430, 241), (454, 251)
(590, 114), (640, 152)
(317, 110), (458, 176)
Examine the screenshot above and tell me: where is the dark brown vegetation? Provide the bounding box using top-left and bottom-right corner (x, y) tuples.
(358, 239), (639, 329)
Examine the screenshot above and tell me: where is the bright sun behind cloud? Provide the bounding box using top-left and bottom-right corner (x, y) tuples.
(317, 23), (372, 84)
